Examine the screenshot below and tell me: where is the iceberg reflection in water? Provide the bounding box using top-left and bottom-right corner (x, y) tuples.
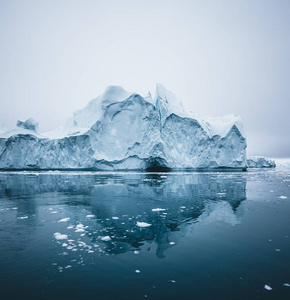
(0, 172), (246, 258)
(2, 170), (289, 299)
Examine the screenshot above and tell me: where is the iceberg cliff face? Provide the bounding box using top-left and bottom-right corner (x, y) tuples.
(0, 84), (247, 170)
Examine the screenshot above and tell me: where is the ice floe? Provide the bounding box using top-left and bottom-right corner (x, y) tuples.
(136, 222), (152, 228)
(58, 218), (70, 222)
(152, 208), (166, 212)
(264, 284), (272, 290)
(54, 232), (68, 240)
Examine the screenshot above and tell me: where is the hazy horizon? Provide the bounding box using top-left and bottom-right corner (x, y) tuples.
(0, 0), (289, 157)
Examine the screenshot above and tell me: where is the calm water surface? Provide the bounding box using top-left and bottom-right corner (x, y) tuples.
(0, 168), (289, 299)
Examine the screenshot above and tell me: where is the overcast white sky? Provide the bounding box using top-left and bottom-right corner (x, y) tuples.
(0, 0), (289, 157)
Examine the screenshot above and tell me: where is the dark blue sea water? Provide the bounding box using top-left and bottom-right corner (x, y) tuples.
(0, 168), (289, 300)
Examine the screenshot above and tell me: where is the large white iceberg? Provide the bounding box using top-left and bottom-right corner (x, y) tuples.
(0, 84), (247, 170)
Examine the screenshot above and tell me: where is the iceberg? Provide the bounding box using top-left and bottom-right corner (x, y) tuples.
(247, 157), (276, 168)
(0, 84), (247, 170)
(16, 118), (39, 133)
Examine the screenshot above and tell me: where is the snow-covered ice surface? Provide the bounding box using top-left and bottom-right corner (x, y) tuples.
(0, 84), (247, 170)
(0, 167), (289, 299)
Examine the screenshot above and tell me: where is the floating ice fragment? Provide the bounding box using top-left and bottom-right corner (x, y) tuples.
(264, 285), (272, 290)
(67, 225), (74, 229)
(62, 243), (68, 247)
(152, 208), (166, 212)
(134, 250), (139, 255)
(75, 224), (86, 232)
(283, 283), (290, 287)
(101, 236), (111, 241)
(54, 232), (68, 240)
(275, 249), (281, 252)
(169, 280), (176, 283)
(58, 218), (70, 222)
(112, 217), (119, 220)
(279, 196), (287, 199)
(169, 242), (175, 245)
(217, 193), (226, 196)
(135, 270), (140, 273)
(18, 216), (28, 219)
(86, 215), (95, 218)
(51, 211), (58, 214)
(137, 222), (152, 228)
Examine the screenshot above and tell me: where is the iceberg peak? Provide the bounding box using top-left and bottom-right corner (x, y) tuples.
(16, 118), (39, 133)
(101, 85), (132, 107)
(60, 86), (133, 137)
(155, 83), (188, 124)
